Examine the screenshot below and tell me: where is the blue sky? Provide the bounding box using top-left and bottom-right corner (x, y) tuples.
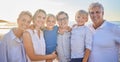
(0, 0), (120, 22)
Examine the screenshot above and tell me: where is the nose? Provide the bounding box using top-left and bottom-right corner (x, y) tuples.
(24, 21), (29, 28)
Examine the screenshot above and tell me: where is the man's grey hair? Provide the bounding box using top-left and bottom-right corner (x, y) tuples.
(88, 2), (104, 11)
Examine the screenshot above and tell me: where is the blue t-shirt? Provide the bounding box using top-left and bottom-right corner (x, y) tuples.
(44, 26), (58, 54)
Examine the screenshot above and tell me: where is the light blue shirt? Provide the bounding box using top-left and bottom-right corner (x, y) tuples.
(88, 21), (120, 62)
(0, 29), (27, 62)
(71, 25), (92, 58)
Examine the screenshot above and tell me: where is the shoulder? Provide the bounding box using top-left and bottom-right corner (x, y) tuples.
(2, 29), (13, 40)
(105, 21), (119, 30)
(84, 26), (92, 33)
(103, 21), (120, 35)
(23, 29), (32, 38)
(106, 21), (116, 27)
(54, 25), (58, 29)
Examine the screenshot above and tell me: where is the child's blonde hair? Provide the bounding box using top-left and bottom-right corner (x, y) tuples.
(46, 14), (56, 22)
(75, 10), (88, 22)
(75, 10), (88, 17)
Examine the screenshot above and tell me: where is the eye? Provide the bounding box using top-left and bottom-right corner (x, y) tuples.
(77, 16), (80, 18)
(43, 17), (46, 20)
(96, 11), (100, 14)
(90, 12), (94, 14)
(27, 20), (31, 24)
(22, 19), (26, 22)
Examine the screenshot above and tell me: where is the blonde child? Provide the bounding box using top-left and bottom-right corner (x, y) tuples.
(44, 14), (58, 62)
(70, 10), (92, 62)
(56, 11), (71, 62)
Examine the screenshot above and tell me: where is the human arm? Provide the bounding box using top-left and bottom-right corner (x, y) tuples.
(22, 31), (57, 61)
(82, 48), (91, 62)
(83, 27), (92, 62)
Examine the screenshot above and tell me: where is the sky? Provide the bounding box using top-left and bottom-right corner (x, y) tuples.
(0, 0), (120, 23)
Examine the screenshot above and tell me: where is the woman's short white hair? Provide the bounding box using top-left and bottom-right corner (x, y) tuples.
(89, 2), (104, 11)
(18, 11), (32, 19)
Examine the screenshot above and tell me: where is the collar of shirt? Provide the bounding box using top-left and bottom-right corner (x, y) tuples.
(10, 29), (22, 43)
(89, 20), (108, 33)
(74, 25), (85, 29)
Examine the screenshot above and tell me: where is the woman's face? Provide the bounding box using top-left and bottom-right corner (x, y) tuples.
(57, 14), (68, 28)
(17, 14), (31, 31)
(34, 12), (46, 28)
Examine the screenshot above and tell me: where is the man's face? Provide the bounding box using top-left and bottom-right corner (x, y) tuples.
(89, 7), (104, 24)
(57, 14), (68, 27)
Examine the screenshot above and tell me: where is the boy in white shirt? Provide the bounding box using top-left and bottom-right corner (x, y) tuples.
(70, 10), (92, 62)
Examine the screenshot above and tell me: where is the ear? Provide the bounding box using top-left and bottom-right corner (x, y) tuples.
(102, 11), (104, 16)
(85, 17), (88, 22)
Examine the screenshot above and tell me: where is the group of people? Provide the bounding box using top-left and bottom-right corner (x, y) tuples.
(0, 2), (120, 62)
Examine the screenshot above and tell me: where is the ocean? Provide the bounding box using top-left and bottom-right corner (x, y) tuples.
(0, 21), (120, 38)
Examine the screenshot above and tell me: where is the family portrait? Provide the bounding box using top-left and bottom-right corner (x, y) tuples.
(0, 0), (120, 62)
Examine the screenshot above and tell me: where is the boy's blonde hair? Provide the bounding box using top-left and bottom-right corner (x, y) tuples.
(46, 14), (56, 22)
(18, 11), (32, 19)
(75, 10), (88, 17)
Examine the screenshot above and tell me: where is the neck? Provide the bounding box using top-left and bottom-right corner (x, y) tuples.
(59, 26), (70, 31)
(93, 20), (104, 29)
(34, 26), (41, 38)
(13, 28), (23, 38)
(35, 26), (40, 31)
(46, 27), (53, 30)
(77, 24), (84, 26)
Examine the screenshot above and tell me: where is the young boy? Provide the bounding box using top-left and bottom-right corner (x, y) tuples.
(44, 14), (58, 62)
(70, 10), (92, 62)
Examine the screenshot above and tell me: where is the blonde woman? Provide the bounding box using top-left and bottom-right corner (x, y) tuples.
(23, 9), (56, 62)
